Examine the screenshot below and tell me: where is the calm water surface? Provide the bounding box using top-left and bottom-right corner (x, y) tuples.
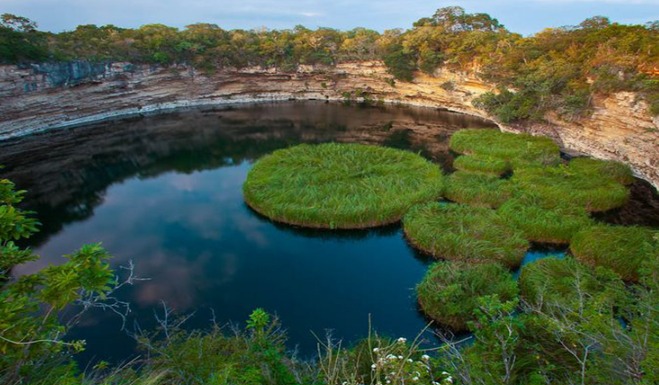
(1, 102), (656, 364)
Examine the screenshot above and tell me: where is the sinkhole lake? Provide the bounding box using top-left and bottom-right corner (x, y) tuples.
(2, 101), (659, 365)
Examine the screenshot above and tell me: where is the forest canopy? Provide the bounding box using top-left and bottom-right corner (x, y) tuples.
(1, 7), (658, 119)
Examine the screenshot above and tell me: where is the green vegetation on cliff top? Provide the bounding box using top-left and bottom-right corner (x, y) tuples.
(2, 6), (658, 119)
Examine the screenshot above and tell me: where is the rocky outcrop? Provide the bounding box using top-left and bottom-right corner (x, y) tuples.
(0, 61), (657, 190)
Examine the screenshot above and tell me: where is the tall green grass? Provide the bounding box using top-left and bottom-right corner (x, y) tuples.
(449, 129), (561, 169)
(403, 203), (529, 268)
(498, 196), (594, 244)
(512, 164), (629, 212)
(519, 256), (625, 310)
(568, 157), (634, 185)
(570, 225), (659, 282)
(243, 143), (444, 229)
(417, 261), (519, 331)
(445, 171), (515, 208)
(452, 154), (510, 176)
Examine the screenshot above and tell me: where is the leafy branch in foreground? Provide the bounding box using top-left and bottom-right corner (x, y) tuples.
(0, 176), (135, 384)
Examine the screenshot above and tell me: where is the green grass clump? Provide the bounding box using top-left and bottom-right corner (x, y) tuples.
(243, 143), (444, 229)
(417, 261), (519, 331)
(519, 257), (625, 310)
(498, 197), (594, 244)
(444, 171), (515, 208)
(512, 164), (630, 212)
(452, 154), (510, 176)
(568, 157), (635, 186)
(449, 129), (561, 169)
(403, 203), (529, 268)
(570, 225), (659, 282)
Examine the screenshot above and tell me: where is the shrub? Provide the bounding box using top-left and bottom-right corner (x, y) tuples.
(417, 261), (519, 331)
(444, 171), (514, 208)
(403, 203), (529, 268)
(243, 143), (444, 229)
(570, 225), (658, 282)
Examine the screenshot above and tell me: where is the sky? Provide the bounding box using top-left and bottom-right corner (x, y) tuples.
(1, 0), (658, 35)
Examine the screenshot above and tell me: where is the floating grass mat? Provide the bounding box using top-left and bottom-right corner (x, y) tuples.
(519, 256), (625, 311)
(498, 196), (594, 244)
(452, 154), (510, 176)
(243, 143), (444, 229)
(512, 164), (630, 212)
(445, 171), (515, 208)
(570, 225), (658, 282)
(417, 261), (518, 331)
(568, 157), (634, 186)
(449, 129), (561, 169)
(403, 203), (529, 268)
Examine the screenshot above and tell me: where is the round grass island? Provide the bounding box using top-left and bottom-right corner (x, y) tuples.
(243, 143), (444, 229)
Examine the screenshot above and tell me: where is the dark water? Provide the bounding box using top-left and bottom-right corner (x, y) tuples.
(0, 102), (657, 365)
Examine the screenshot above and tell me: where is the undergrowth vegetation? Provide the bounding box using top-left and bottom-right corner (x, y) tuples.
(243, 143), (443, 229)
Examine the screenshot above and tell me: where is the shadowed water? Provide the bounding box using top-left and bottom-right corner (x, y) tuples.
(0, 101), (656, 365)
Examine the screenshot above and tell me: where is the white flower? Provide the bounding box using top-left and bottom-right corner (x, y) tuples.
(407, 358), (413, 363)
(397, 355), (404, 360)
(373, 347), (380, 353)
(412, 377), (419, 382)
(421, 354), (430, 361)
(442, 371), (450, 375)
(386, 354), (397, 360)
(371, 364), (377, 369)
(446, 376), (453, 384)
(397, 337), (407, 344)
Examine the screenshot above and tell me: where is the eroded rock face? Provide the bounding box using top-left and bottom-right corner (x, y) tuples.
(0, 61), (657, 190)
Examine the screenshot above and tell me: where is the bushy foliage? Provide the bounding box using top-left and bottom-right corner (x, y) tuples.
(0, 178), (116, 384)
(417, 261), (518, 331)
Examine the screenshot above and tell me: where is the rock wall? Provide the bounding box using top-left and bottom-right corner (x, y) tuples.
(0, 60), (657, 190)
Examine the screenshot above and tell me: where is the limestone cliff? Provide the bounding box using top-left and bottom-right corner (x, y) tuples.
(0, 61), (657, 190)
